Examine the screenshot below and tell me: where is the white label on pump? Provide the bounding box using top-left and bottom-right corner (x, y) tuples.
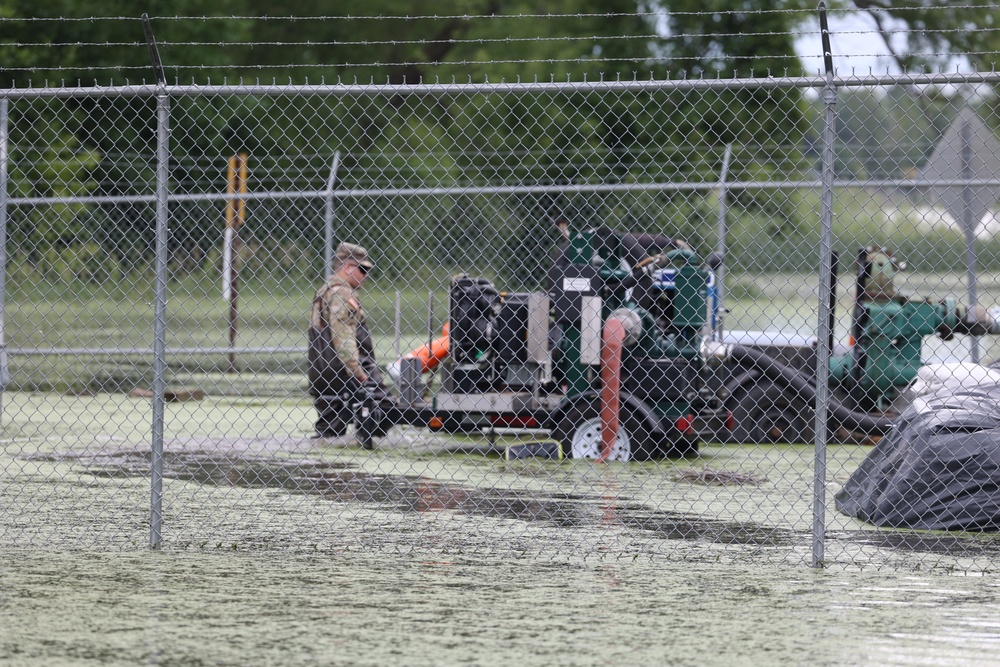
(563, 277), (591, 292)
(580, 296), (603, 366)
(652, 268), (676, 290)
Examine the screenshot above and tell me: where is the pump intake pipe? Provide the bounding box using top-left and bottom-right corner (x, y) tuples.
(723, 343), (896, 436)
(599, 309), (644, 462)
(945, 303), (1000, 338)
(387, 322), (450, 385)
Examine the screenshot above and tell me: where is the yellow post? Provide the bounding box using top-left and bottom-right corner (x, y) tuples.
(225, 153), (247, 373)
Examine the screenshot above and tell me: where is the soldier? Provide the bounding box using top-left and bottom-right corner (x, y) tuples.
(307, 242), (389, 438)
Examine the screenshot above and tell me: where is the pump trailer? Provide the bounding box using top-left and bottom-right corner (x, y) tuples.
(356, 228), (1000, 460)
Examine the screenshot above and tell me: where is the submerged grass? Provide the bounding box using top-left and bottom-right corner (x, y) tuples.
(4, 392), (1000, 664)
(3, 548), (1000, 666)
(2, 390), (999, 573)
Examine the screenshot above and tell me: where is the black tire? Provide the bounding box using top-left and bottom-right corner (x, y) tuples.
(551, 395), (664, 461)
(728, 381), (814, 444)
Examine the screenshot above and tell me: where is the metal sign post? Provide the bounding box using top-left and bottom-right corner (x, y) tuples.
(224, 153), (247, 373)
(323, 151), (341, 279)
(924, 106), (1000, 364)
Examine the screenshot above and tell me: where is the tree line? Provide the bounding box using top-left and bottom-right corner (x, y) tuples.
(0, 1), (994, 287)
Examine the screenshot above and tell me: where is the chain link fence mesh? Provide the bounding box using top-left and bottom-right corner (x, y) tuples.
(1, 7), (999, 571)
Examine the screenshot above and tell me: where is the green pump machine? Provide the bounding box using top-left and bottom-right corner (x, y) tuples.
(830, 247), (1000, 412)
(541, 227), (714, 460)
(414, 225), (726, 461)
(717, 245), (1000, 444)
(370, 233), (1000, 458)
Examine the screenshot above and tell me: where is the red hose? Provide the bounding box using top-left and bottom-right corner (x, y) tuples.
(599, 317), (627, 462)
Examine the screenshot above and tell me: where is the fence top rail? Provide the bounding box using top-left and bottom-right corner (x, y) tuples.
(4, 182), (778, 208)
(3, 71), (1000, 99)
(10, 177), (1000, 208)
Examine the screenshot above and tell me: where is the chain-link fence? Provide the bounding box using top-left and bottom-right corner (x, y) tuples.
(1, 6), (1000, 571)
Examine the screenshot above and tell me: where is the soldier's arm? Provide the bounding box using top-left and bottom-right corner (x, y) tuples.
(329, 296), (367, 382)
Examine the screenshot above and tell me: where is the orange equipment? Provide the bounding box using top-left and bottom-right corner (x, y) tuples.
(598, 317), (627, 463)
(387, 322), (450, 383)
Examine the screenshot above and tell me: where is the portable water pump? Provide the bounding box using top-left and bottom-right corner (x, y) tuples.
(435, 226), (713, 459)
(372, 233), (1000, 457)
(829, 247), (1000, 411)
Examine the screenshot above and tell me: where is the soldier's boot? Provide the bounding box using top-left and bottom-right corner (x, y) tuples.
(313, 396), (350, 438)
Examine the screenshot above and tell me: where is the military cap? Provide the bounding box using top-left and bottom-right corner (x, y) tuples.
(335, 242), (374, 270)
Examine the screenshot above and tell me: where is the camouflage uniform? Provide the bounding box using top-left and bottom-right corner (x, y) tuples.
(310, 275), (375, 384)
(307, 244), (385, 437)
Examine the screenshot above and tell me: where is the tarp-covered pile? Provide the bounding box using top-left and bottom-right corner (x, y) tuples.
(835, 381), (1000, 530)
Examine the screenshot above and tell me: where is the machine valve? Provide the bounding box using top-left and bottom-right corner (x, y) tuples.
(943, 303), (1000, 338)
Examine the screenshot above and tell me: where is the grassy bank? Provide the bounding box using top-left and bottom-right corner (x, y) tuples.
(7, 191), (1000, 395)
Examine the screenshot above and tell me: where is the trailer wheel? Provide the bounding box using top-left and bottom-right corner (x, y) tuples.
(567, 415), (632, 461)
(728, 381), (814, 444)
(552, 397), (659, 461)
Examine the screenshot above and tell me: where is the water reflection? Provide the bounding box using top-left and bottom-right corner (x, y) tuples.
(62, 449), (795, 547)
(843, 581), (1000, 665)
(38, 447), (1000, 558)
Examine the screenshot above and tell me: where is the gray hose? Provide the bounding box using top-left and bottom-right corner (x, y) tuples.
(728, 344), (896, 436)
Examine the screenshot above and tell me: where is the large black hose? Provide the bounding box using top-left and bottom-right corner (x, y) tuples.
(728, 344), (896, 436)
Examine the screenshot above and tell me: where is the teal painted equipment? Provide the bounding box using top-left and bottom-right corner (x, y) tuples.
(829, 247), (1000, 411)
(430, 225), (717, 459)
(375, 235), (1000, 455)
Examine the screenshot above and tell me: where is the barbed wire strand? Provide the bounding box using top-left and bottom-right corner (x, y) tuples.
(0, 6), (995, 21)
(5, 23), (998, 51)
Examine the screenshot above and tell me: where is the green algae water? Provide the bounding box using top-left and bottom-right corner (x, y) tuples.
(4, 391), (1000, 664)
(2, 550), (1000, 666)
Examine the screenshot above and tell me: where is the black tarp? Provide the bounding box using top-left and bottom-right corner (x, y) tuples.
(835, 382), (1000, 530)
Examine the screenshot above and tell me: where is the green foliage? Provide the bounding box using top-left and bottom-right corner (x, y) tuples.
(8, 115), (101, 251)
(0, 3), (992, 287)
(843, 0), (1000, 73)
(239, 0), (665, 84)
(661, 0), (812, 78)
(828, 87), (967, 180)
(36, 243), (122, 285)
(0, 0), (252, 88)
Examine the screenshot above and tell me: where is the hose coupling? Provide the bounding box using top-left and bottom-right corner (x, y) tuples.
(700, 339), (731, 367)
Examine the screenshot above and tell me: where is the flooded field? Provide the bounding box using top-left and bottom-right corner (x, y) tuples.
(3, 391), (1000, 664)
(3, 549), (1000, 666)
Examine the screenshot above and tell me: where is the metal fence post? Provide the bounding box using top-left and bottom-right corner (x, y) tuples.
(145, 15), (169, 550)
(323, 151), (341, 278)
(812, 1), (838, 568)
(961, 121), (981, 363)
(150, 90), (170, 550)
(0, 98), (8, 426)
(713, 143), (732, 341)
